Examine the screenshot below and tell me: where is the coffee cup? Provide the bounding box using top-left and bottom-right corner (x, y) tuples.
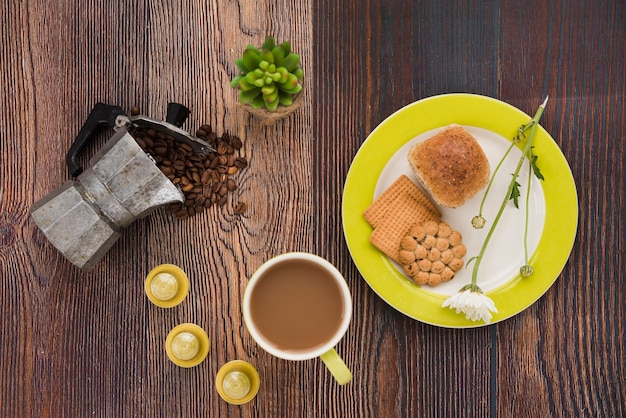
(243, 252), (352, 385)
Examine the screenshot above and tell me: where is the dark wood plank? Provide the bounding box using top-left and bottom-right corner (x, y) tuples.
(497, 1), (626, 416)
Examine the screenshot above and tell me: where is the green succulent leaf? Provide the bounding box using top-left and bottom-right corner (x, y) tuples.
(261, 49), (274, 65)
(281, 41), (291, 55)
(252, 95), (265, 109)
(271, 46), (285, 67)
(242, 49), (261, 72)
(277, 67), (289, 83)
(261, 84), (276, 96)
(277, 73), (299, 90)
(278, 91), (293, 106)
(278, 83), (302, 95)
(244, 72), (258, 84)
(264, 88), (279, 103)
(239, 88), (262, 104)
(238, 77), (257, 91)
(264, 94), (279, 111)
(245, 44), (261, 54)
(293, 67), (304, 80)
(283, 53), (300, 72)
(262, 36), (276, 51)
(235, 59), (248, 73)
(230, 75), (243, 88)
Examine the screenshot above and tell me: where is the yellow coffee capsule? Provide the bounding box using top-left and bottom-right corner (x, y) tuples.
(145, 264), (189, 308)
(165, 323), (210, 367)
(216, 360), (260, 405)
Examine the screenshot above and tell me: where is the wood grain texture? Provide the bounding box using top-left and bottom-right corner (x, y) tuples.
(1, 0), (624, 417)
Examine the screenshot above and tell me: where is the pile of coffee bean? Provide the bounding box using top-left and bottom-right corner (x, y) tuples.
(131, 123), (248, 220)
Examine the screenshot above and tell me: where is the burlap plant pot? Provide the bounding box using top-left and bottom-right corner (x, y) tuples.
(237, 92), (304, 126)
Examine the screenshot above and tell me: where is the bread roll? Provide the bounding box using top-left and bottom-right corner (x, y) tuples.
(407, 125), (490, 208)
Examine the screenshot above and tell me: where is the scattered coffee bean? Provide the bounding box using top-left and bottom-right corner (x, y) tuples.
(129, 110), (247, 219)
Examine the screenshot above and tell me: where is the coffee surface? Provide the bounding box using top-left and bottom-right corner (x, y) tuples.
(249, 259), (345, 353)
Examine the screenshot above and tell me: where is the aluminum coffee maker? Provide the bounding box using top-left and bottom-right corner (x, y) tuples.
(31, 103), (214, 271)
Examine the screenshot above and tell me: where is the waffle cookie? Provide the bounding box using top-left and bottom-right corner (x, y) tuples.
(368, 192), (441, 262)
(363, 175), (440, 228)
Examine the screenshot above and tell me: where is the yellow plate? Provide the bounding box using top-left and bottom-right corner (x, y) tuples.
(342, 94), (578, 328)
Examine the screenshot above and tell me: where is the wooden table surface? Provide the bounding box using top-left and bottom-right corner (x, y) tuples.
(1, 0), (624, 416)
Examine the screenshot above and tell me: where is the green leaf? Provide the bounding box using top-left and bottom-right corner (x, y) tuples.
(509, 177), (521, 208)
(529, 148), (545, 181)
(271, 46), (285, 67)
(281, 41), (291, 55)
(235, 59), (248, 73)
(239, 88), (262, 104)
(262, 36), (276, 51)
(230, 75), (243, 88)
(251, 95), (265, 109)
(282, 53), (300, 72)
(242, 49), (261, 72)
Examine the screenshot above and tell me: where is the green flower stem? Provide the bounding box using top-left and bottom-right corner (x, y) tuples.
(478, 141), (516, 217)
(523, 158), (533, 265)
(470, 97), (548, 286)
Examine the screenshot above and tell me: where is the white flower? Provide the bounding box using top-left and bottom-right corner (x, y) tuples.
(442, 287), (498, 324)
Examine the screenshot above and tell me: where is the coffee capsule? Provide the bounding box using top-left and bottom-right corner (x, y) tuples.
(216, 360), (260, 405)
(165, 323), (210, 367)
(145, 264), (189, 308)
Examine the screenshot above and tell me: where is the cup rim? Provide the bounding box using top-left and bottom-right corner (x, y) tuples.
(243, 252), (352, 361)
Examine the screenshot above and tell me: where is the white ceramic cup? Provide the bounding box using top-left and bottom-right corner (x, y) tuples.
(243, 252), (352, 385)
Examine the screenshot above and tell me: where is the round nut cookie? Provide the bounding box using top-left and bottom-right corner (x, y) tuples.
(398, 220), (466, 287)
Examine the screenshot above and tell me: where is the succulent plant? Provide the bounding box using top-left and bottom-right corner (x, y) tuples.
(231, 36), (304, 111)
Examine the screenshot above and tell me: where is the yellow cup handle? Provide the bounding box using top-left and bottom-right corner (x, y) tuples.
(320, 348), (352, 385)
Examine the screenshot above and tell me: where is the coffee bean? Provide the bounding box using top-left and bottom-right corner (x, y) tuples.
(143, 136), (154, 148)
(231, 136), (243, 149)
(234, 157), (247, 168)
(153, 146), (168, 156)
(226, 179), (237, 191)
(217, 141), (229, 155)
(201, 170), (211, 185)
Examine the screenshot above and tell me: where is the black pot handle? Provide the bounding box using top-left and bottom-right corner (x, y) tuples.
(66, 103), (126, 177)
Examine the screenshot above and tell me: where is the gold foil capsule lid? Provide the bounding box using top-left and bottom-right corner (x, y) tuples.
(216, 360), (260, 405)
(165, 323), (210, 367)
(145, 264), (189, 308)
